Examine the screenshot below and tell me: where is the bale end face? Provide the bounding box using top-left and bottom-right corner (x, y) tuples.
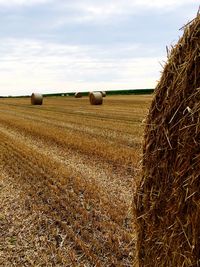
(31, 93), (43, 105)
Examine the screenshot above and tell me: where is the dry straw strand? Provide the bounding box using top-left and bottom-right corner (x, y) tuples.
(31, 93), (43, 105)
(134, 12), (200, 267)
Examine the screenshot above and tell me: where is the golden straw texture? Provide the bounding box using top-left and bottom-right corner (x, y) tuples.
(31, 93), (43, 105)
(89, 92), (103, 105)
(134, 13), (200, 267)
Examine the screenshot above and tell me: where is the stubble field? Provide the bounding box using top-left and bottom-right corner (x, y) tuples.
(0, 94), (152, 267)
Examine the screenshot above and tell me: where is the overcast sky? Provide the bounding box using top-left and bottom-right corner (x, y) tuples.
(0, 0), (199, 96)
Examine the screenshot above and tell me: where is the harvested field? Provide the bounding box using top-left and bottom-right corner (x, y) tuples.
(0, 95), (152, 266)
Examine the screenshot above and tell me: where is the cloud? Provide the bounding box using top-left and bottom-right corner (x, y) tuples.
(0, 38), (163, 96)
(0, 0), (198, 96)
(52, 0), (198, 24)
(0, 0), (50, 6)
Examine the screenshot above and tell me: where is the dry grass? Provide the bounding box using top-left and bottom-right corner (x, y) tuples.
(0, 94), (152, 266)
(134, 13), (200, 267)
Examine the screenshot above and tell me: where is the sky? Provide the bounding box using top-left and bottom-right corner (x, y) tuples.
(0, 0), (199, 96)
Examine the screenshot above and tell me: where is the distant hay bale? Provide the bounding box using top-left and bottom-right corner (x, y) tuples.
(31, 93), (43, 105)
(134, 13), (200, 267)
(75, 92), (82, 98)
(89, 92), (103, 105)
(101, 91), (106, 97)
(89, 91), (106, 97)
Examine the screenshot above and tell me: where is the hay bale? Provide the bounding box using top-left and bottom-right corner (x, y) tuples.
(134, 13), (200, 266)
(31, 93), (43, 105)
(89, 91), (106, 97)
(101, 91), (106, 97)
(89, 92), (103, 105)
(75, 92), (82, 98)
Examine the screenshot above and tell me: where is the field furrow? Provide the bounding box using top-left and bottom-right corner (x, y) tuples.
(0, 95), (151, 266)
(0, 108), (141, 148)
(0, 129), (133, 266)
(0, 125), (133, 205)
(0, 113), (138, 173)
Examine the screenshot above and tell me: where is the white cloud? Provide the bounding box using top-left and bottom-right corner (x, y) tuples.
(50, 0), (198, 26)
(0, 38), (163, 96)
(0, 0), (50, 6)
(130, 0), (195, 8)
(0, 0), (198, 96)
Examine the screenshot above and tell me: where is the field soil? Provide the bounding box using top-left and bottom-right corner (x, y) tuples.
(0, 95), (151, 266)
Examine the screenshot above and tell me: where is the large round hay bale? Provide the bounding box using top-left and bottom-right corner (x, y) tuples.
(89, 92), (103, 105)
(134, 14), (200, 266)
(75, 92), (82, 98)
(31, 93), (43, 105)
(101, 91), (106, 97)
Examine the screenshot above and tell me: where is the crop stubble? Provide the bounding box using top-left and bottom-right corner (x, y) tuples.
(0, 95), (151, 266)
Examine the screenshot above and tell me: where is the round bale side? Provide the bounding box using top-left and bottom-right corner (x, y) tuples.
(75, 92), (82, 98)
(31, 93), (43, 105)
(89, 92), (103, 105)
(101, 91), (106, 97)
(134, 14), (200, 267)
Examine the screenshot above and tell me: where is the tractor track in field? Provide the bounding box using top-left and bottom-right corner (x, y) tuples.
(0, 112), (139, 178)
(0, 95), (151, 266)
(0, 124), (134, 205)
(0, 107), (141, 148)
(0, 129), (134, 266)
